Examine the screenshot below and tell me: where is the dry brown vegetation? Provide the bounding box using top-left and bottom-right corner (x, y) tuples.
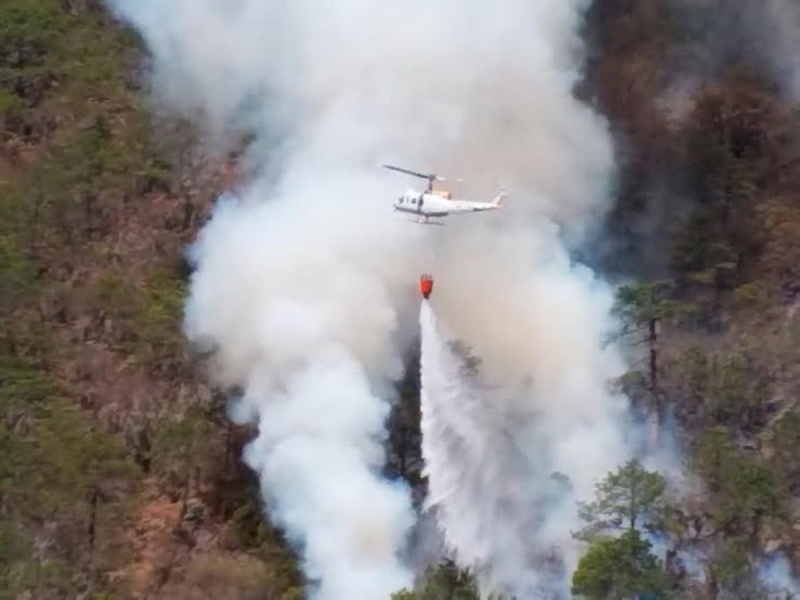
(581, 1), (800, 596)
(0, 1), (300, 598)
(4, 1), (800, 598)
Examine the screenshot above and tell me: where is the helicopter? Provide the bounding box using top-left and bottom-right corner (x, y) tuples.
(384, 164), (505, 224)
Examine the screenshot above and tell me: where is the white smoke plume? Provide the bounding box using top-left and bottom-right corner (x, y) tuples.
(757, 552), (800, 598)
(419, 301), (560, 597)
(745, 0), (800, 101)
(179, 188), (421, 600)
(419, 279), (630, 597)
(667, 0), (800, 102)
(105, 0), (629, 597)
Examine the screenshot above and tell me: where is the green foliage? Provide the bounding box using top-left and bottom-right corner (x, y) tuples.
(0, 88), (23, 123)
(572, 462), (683, 597)
(4, 2), (799, 599)
(612, 280), (693, 417)
(0, 0), (135, 108)
(614, 280), (693, 330)
(90, 267), (188, 367)
(161, 553), (304, 600)
(0, 188), (38, 320)
(693, 428), (786, 538)
(0, 1), (66, 55)
(731, 281), (772, 310)
(572, 530), (675, 599)
(709, 538), (771, 599)
(386, 354), (423, 486)
(584, 8), (800, 597)
(770, 410), (800, 494)
(391, 560), (486, 600)
(226, 489), (303, 589)
(673, 71), (791, 286)
(136, 154), (173, 193)
(0, 0), (66, 101)
(674, 347), (772, 435)
(0, 2), (299, 598)
(0, 1), (172, 246)
(135, 271), (188, 357)
(575, 459), (669, 541)
(757, 196), (800, 293)
(94, 270), (134, 314)
(228, 491), (274, 549)
(151, 407), (223, 500)
(0, 354), (139, 597)
(37, 115), (163, 241)
(672, 207), (738, 285)
(208, 467), (302, 591)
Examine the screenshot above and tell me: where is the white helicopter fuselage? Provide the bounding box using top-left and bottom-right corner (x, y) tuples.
(393, 188), (504, 218)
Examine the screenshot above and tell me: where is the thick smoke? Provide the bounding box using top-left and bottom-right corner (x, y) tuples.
(757, 553), (800, 598)
(180, 187), (421, 599)
(419, 284), (629, 597)
(419, 302), (563, 597)
(667, 0), (800, 103)
(106, 0), (626, 597)
(761, 0), (800, 100)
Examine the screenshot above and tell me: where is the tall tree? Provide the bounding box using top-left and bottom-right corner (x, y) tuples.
(672, 347), (772, 436)
(575, 459), (669, 542)
(151, 408), (224, 526)
(613, 280), (692, 449)
(391, 560), (483, 600)
(572, 530), (675, 600)
(692, 428), (786, 539)
(770, 410), (800, 494)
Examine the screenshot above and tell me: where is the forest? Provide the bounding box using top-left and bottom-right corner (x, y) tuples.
(2, 0), (800, 598)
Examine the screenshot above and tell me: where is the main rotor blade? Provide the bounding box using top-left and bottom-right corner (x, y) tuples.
(383, 164), (435, 180)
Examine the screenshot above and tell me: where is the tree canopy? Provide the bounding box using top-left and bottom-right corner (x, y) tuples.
(576, 459), (669, 541)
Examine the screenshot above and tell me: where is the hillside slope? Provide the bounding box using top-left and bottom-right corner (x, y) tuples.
(0, 2), (301, 598)
(3, 1), (800, 599)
